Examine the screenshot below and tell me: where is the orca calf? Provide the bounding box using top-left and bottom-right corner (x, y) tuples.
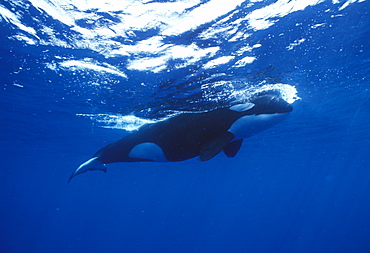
(69, 93), (293, 182)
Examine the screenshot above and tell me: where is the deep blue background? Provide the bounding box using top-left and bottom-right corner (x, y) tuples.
(1, 1), (370, 252)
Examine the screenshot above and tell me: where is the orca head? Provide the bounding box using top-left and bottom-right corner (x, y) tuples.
(228, 91), (293, 139)
(250, 92), (293, 115)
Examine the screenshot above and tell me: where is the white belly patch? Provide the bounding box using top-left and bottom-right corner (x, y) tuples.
(228, 113), (289, 139)
(128, 142), (168, 162)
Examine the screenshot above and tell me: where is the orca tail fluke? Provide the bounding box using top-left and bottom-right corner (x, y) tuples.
(68, 157), (107, 183)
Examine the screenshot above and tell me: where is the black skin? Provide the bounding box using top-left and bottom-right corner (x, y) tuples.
(93, 94), (293, 164)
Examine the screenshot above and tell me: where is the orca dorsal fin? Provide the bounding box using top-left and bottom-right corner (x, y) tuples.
(229, 103), (255, 112)
(199, 132), (234, 161)
(223, 139), (243, 158)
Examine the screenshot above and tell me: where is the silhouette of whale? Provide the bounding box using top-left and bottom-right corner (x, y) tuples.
(69, 93), (293, 182)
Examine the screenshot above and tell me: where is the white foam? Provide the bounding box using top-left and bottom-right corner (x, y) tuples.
(286, 38), (306, 50)
(249, 83), (300, 104)
(233, 56), (256, 67)
(0, 5), (37, 35)
(203, 56), (235, 69)
(4, 0), (365, 73)
(77, 114), (157, 131)
(125, 43), (219, 72)
(246, 0), (327, 31)
(59, 59), (127, 78)
(201, 82), (300, 105)
(161, 0), (246, 36)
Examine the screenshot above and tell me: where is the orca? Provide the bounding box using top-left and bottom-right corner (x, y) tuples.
(68, 93), (293, 182)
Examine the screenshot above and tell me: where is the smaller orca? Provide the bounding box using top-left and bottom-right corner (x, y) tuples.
(68, 93), (293, 182)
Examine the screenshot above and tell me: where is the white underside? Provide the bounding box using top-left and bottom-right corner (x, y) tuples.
(228, 113), (289, 140)
(128, 142), (168, 162)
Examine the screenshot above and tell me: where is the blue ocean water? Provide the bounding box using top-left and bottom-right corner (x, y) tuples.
(1, 0), (369, 252)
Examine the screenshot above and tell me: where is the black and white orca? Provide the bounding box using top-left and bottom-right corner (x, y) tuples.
(68, 93), (293, 182)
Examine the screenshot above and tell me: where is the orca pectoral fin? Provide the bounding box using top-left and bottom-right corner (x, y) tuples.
(223, 139), (243, 158)
(68, 157), (107, 183)
(199, 132), (234, 161)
